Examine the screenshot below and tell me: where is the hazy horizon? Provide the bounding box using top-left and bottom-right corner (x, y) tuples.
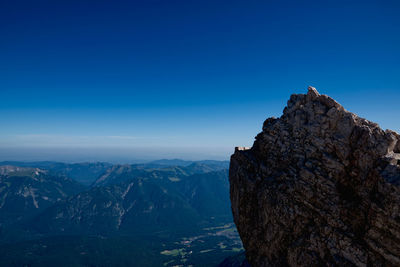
(1, 0), (399, 161)
(0, 146), (232, 163)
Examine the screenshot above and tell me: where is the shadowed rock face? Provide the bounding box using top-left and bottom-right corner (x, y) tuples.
(230, 87), (400, 266)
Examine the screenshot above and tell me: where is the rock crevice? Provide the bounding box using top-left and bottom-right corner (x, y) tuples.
(230, 87), (400, 266)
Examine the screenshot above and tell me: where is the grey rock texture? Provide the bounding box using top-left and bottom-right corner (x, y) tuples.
(230, 87), (400, 266)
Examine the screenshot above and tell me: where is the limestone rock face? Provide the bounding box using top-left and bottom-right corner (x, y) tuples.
(230, 87), (400, 266)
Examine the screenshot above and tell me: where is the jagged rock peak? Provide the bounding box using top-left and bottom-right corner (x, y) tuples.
(229, 87), (400, 266)
(307, 85), (320, 98)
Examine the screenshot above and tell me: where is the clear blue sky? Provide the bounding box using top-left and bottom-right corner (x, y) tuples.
(0, 0), (399, 162)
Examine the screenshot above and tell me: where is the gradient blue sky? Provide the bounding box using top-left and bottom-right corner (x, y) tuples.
(1, 0), (399, 162)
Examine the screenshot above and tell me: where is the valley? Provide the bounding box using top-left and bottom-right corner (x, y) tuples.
(0, 160), (241, 266)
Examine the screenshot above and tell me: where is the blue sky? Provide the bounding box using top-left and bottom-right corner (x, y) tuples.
(1, 0), (399, 162)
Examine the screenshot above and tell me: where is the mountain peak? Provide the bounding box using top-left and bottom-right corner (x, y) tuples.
(230, 87), (400, 266)
(0, 165), (47, 177)
(307, 85), (320, 98)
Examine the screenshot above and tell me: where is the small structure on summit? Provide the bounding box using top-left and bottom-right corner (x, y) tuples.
(234, 147), (251, 152)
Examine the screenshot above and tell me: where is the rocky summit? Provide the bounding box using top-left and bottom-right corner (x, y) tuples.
(230, 87), (400, 266)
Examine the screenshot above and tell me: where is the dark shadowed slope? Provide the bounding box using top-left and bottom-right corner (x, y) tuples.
(0, 160), (242, 266)
(0, 166), (85, 226)
(32, 169), (231, 236)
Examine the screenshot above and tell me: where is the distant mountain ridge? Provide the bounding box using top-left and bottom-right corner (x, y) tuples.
(92, 162), (228, 187)
(0, 159), (241, 266)
(0, 161), (112, 185)
(32, 166), (230, 236)
(148, 159), (229, 167)
(0, 166), (85, 227)
(0, 159), (229, 186)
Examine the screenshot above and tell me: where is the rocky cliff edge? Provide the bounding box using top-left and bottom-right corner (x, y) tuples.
(230, 87), (400, 266)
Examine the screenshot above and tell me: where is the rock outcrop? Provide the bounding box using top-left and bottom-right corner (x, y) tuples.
(230, 87), (400, 266)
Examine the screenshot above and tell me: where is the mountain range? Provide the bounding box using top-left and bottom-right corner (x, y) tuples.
(0, 160), (241, 266)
